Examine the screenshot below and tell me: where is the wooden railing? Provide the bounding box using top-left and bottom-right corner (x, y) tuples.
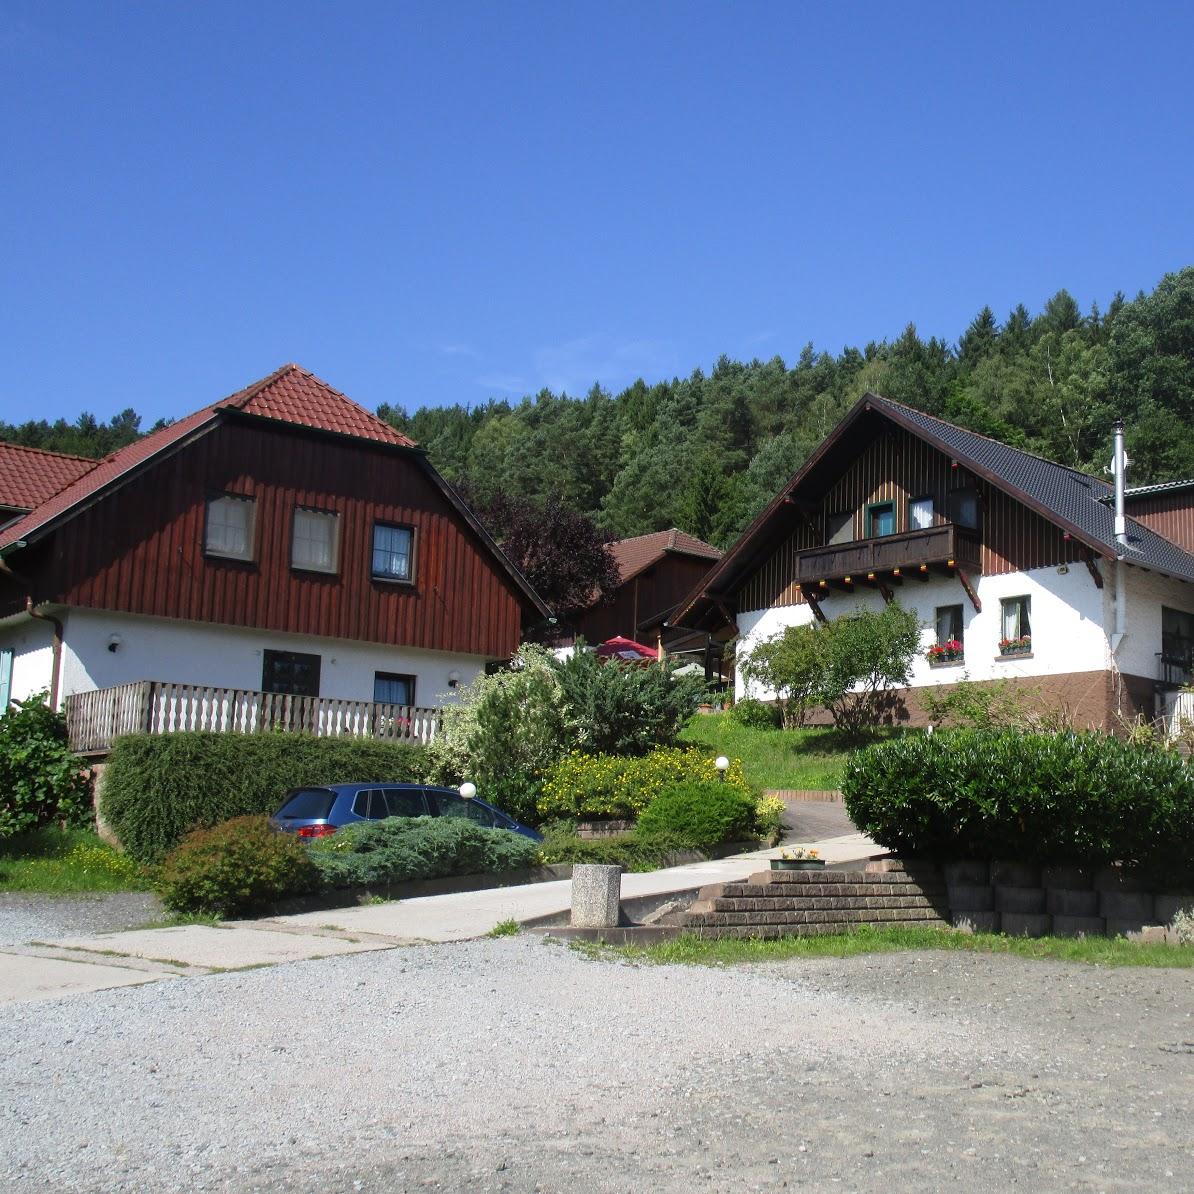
(793, 523), (982, 584)
(64, 681), (442, 754)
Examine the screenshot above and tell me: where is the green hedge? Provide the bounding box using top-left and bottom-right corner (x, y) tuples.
(843, 729), (1194, 876)
(309, 816), (538, 888)
(636, 781), (758, 852)
(102, 732), (427, 864)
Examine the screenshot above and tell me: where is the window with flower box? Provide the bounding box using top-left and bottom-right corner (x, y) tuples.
(926, 604), (964, 665)
(999, 596), (1031, 654)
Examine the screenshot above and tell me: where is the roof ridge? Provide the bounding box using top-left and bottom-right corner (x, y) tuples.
(0, 440), (100, 465)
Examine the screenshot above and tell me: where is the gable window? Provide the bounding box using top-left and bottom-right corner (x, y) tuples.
(291, 507), (339, 574)
(262, 649), (321, 697)
(949, 487), (979, 530)
(374, 672), (415, 706)
(372, 523), (414, 582)
(910, 496), (935, 531)
(1000, 596), (1031, 652)
(0, 647), (12, 715)
(826, 509), (853, 545)
(935, 604), (964, 646)
(204, 493), (255, 561)
(866, 501), (895, 538)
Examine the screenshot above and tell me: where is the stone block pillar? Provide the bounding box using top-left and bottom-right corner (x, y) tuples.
(571, 864), (622, 928)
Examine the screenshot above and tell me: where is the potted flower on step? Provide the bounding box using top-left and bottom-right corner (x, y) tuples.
(771, 846), (825, 871)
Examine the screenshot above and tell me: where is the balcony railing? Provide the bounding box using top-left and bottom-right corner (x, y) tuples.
(64, 680), (442, 755)
(793, 523), (981, 586)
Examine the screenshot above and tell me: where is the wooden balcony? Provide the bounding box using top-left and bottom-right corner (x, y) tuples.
(64, 680), (442, 755)
(794, 523), (981, 588)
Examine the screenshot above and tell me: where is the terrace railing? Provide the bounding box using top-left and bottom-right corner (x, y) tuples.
(64, 680), (441, 754)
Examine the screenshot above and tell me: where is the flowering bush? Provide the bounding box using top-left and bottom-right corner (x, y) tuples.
(926, 638), (964, 664)
(538, 748), (751, 822)
(754, 794), (786, 845)
(999, 635), (1032, 654)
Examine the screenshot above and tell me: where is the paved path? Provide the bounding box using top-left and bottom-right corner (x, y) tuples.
(0, 831), (875, 1005)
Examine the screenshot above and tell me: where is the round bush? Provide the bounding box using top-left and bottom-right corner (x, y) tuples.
(157, 815), (319, 916)
(843, 728), (1194, 876)
(730, 698), (781, 730)
(636, 781), (758, 852)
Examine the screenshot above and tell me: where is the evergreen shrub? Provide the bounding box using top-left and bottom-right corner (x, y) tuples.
(538, 747), (751, 822)
(844, 729), (1194, 875)
(157, 815), (319, 916)
(102, 732), (426, 864)
(308, 816), (538, 889)
(729, 698), (782, 730)
(636, 781), (758, 852)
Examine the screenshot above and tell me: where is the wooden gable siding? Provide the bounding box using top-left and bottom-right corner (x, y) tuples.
(578, 553), (715, 643)
(1125, 492), (1194, 555)
(29, 419), (525, 657)
(737, 427), (1082, 613)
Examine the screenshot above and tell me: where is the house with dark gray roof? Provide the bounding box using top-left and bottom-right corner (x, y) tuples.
(671, 393), (1194, 730)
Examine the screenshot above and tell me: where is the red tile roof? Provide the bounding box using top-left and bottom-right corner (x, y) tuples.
(609, 528), (722, 584)
(0, 364), (416, 550)
(0, 443), (96, 513)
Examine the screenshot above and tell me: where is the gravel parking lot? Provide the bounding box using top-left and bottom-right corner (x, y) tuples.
(4, 937), (1192, 1192)
(0, 893), (164, 948)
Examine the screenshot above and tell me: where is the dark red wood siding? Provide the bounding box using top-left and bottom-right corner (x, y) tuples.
(577, 554), (716, 643)
(1125, 492), (1194, 554)
(26, 419), (528, 657)
(737, 427), (1082, 612)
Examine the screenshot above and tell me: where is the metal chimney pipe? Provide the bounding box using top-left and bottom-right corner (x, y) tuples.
(1113, 418), (1127, 547)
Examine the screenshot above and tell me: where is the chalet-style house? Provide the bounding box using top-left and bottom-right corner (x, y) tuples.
(672, 393), (1194, 730)
(0, 364), (549, 749)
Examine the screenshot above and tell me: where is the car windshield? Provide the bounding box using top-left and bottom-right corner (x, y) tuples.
(277, 788), (336, 819)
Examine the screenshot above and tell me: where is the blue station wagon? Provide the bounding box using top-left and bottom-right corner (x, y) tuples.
(270, 782), (543, 842)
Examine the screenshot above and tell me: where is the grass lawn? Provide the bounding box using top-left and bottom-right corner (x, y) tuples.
(680, 712), (897, 791)
(607, 925), (1194, 969)
(0, 827), (148, 893)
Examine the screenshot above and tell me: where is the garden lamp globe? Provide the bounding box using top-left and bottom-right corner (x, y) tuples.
(715, 756), (730, 782)
(459, 782), (477, 800)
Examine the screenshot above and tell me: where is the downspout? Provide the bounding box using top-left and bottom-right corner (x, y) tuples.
(24, 597), (64, 711)
(1110, 419), (1128, 657)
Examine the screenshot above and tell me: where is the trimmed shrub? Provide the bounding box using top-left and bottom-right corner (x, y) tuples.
(0, 693), (91, 840)
(730, 698), (781, 730)
(534, 821), (684, 872)
(308, 816), (538, 888)
(480, 770), (543, 827)
(538, 748), (751, 822)
(157, 815), (319, 916)
(843, 729), (1194, 876)
(636, 781), (758, 852)
(102, 732), (426, 864)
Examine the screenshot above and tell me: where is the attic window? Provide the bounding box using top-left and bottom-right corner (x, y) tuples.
(948, 487), (979, 530)
(204, 493), (256, 561)
(292, 507), (340, 574)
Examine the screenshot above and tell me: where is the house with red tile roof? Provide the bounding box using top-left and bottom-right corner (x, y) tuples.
(0, 364), (549, 750)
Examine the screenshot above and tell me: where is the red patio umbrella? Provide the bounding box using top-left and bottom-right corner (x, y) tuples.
(594, 635), (658, 664)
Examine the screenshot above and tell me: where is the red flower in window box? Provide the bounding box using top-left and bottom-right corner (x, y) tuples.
(999, 635), (1032, 655)
(926, 638), (964, 664)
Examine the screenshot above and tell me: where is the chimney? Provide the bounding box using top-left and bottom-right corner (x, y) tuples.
(1112, 419), (1128, 547)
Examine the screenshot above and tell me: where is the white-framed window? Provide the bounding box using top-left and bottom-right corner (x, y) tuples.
(204, 493), (256, 561)
(935, 604), (964, 646)
(0, 647), (12, 715)
(372, 523), (414, 582)
(291, 507), (340, 573)
(1001, 595), (1031, 641)
(910, 496), (934, 530)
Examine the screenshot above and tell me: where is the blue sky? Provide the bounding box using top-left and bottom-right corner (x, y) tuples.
(1, 1), (1191, 427)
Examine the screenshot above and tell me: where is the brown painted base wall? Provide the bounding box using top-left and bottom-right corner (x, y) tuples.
(794, 668), (1155, 733)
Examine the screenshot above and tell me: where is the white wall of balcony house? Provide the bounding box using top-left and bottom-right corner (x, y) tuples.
(1110, 563), (1194, 680)
(56, 608), (485, 707)
(735, 564), (1111, 701)
(0, 615), (56, 705)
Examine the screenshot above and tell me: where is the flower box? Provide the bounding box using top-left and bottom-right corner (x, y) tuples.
(926, 639), (964, 666)
(998, 636), (1032, 656)
(771, 858), (826, 871)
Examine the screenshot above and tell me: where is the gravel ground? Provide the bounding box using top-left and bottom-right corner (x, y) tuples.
(0, 892), (164, 947)
(4, 939), (1193, 1192)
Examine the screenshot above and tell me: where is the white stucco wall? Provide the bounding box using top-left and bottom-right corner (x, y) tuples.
(0, 615), (56, 705)
(735, 564), (1112, 701)
(1110, 564), (1194, 680)
(58, 608), (487, 706)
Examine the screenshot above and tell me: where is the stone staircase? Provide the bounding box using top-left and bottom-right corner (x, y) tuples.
(679, 860), (950, 938)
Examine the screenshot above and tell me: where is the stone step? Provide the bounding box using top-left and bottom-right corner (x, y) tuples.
(752, 869), (940, 886)
(683, 906), (946, 927)
(685, 918), (950, 939)
(703, 895), (944, 913)
(725, 879), (946, 898)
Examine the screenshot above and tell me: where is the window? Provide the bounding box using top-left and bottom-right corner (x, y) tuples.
(382, 788), (428, 817)
(204, 493), (255, 560)
(1001, 596), (1031, 642)
(935, 604), (964, 646)
(910, 496), (935, 530)
(826, 510), (853, 545)
(372, 523), (414, 582)
(262, 649), (321, 696)
(291, 507), (339, 573)
(429, 790), (497, 827)
(867, 501), (895, 538)
(0, 647), (11, 715)
(949, 487), (979, 530)
(277, 788), (336, 820)
(1162, 607), (1194, 666)
(351, 789), (391, 820)
(374, 672), (415, 706)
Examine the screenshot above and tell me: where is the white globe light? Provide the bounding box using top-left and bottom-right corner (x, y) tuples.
(459, 782), (477, 800)
(715, 756), (730, 772)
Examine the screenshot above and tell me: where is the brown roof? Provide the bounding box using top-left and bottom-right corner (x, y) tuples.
(0, 364), (416, 551)
(610, 528), (721, 585)
(0, 443), (96, 513)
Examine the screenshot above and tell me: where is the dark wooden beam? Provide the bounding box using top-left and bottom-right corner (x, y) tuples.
(1083, 552), (1104, 590)
(878, 582), (894, 605)
(801, 585), (828, 624)
(956, 568), (982, 613)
